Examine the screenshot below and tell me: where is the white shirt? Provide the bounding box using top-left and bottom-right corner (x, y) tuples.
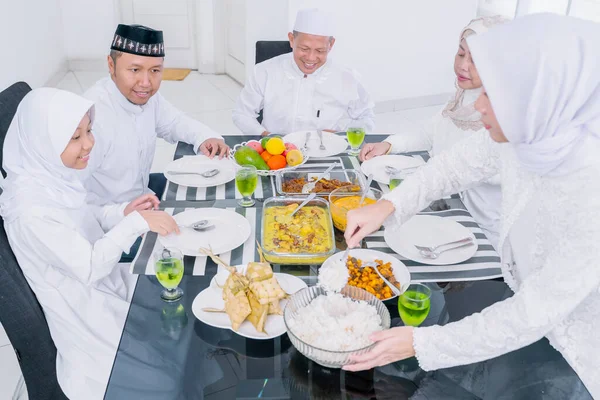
(384, 99), (502, 249)
(232, 53), (375, 136)
(82, 77), (223, 205)
(382, 133), (600, 397)
(4, 204), (149, 399)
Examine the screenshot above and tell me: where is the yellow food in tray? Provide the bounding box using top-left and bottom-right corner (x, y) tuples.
(263, 204), (334, 264)
(330, 195), (377, 231)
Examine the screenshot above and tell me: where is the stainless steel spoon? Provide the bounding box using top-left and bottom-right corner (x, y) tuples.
(168, 168), (220, 178)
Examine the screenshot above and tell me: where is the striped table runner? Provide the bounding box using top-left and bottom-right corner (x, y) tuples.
(162, 134), (424, 201)
(131, 200), (502, 282)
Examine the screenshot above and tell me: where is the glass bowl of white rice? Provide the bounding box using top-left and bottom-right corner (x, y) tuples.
(284, 285), (391, 368)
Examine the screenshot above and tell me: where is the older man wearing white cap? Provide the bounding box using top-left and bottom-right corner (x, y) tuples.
(233, 8), (375, 137)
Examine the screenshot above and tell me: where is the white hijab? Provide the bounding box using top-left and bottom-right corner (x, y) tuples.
(0, 88), (94, 222)
(468, 14), (600, 177)
(442, 16), (509, 131)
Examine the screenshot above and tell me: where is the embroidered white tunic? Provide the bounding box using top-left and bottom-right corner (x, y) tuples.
(383, 91), (502, 249)
(382, 133), (600, 397)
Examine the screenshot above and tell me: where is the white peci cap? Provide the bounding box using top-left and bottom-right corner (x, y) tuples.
(292, 8), (335, 37)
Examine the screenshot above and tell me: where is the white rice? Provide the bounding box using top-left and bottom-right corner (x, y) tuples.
(318, 258), (349, 293)
(287, 293), (383, 352)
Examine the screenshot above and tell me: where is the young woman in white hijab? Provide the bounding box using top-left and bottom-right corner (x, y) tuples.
(360, 16), (508, 249)
(0, 88), (179, 399)
(342, 14), (600, 397)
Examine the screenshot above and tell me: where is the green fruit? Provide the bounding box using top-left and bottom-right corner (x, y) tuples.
(234, 146), (270, 170)
(260, 135), (281, 149)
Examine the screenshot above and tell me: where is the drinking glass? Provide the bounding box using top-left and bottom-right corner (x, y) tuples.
(389, 169), (415, 190)
(236, 165), (258, 207)
(398, 283), (431, 327)
(154, 247), (184, 302)
(346, 123), (366, 156)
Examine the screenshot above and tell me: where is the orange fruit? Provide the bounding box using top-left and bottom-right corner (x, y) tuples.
(260, 151), (273, 162)
(267, 154), (287, 170)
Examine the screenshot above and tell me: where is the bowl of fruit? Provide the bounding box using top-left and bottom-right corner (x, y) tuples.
(230, 136), (309, 176)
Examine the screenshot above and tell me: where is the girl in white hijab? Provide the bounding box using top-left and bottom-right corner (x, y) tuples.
(360, 16), (508, 248)
(343, 14), (600, 397)
(0, 88), (179, 399)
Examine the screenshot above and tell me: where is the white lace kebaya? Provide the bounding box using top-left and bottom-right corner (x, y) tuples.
(381, 14), (600, 397)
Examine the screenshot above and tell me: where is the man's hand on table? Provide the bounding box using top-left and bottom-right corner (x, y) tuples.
(199, 138), (230, 159)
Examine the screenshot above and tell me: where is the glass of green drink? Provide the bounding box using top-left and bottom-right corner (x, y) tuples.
(154, 247), (184, 302)
(346, 125), (366, 156)
(236, 165), (258, 207)
(398, 283), (431, 327)
(389, 169), (415, 190)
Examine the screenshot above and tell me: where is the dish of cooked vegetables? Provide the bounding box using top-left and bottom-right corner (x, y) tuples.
(346, 257), (401, 300)
(282, 177), (360, 194)
(262, 203), (335, 263)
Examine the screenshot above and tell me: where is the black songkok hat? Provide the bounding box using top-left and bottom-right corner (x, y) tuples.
(111, 24), (165, 57)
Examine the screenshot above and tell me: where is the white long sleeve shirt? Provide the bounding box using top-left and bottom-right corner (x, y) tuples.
(383, 100), (502, 249)
(382, 132), (600, 397)
(82, 77), (223, 205)
(4, 203), (149, 399)
(233, 53), (375, 136)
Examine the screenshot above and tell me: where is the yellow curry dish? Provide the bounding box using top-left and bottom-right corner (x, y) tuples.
(262, 199), (335, 264)
(329, 187), (383, 231)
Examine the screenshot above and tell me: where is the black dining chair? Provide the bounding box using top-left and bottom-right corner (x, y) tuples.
(0, 82), (68, 399)
(255, 40), (292, 65)
(0, 82), (32, 177)
(254, 41), (293, 124)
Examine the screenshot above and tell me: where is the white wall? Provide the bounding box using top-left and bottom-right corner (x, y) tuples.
(60, 0), (119, 61)
(0, 0), (67, 91)
(244, 0), (477, 105)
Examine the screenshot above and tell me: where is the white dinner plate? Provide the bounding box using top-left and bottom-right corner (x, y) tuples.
(360, 155), (425, 185)
(192, 265), (308, 340)
(158, 209), (251, 256)
(384, 215), (477, 265)
(320, 249), (411, 299)
(284, 130), (348, 157)
(164, 156), (236, 188)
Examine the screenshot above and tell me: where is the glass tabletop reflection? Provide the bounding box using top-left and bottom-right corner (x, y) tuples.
(105, 274), (590, 399)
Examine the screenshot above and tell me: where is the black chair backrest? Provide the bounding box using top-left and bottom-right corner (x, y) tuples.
(255, 40), (292, 65)
(0, 82), (67, 399)
(254, 41), (293, 124)
(0, 82), (31, 177)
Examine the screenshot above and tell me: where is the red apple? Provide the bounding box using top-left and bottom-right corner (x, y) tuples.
(282, 142), (298, 156)
(246, 140), (264, 154)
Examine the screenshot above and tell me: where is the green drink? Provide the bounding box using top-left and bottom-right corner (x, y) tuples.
(389, 178), (403, 190)
(156, 258), (184, 289)
(398, 284), (431, 327)
(347, 127), (366, 156)
(236, 165), (258, 207)
(154, 248), (184, 302)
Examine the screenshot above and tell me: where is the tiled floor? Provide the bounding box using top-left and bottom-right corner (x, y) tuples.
(0, 68), (441, 398)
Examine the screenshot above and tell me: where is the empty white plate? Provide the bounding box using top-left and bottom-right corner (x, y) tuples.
(384, 215), (477, 265)
(164, 156), (236, 188)
(360, 155), (425, 185)
(158, 209), (251, 256)
(192, 267), (307, 340)
(284, 130), (348, 157)
(320, 249), (411, 299)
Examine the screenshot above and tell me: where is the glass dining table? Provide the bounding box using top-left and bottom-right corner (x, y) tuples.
(104, 272), (590, 399)
(104, 135), (591, 399)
